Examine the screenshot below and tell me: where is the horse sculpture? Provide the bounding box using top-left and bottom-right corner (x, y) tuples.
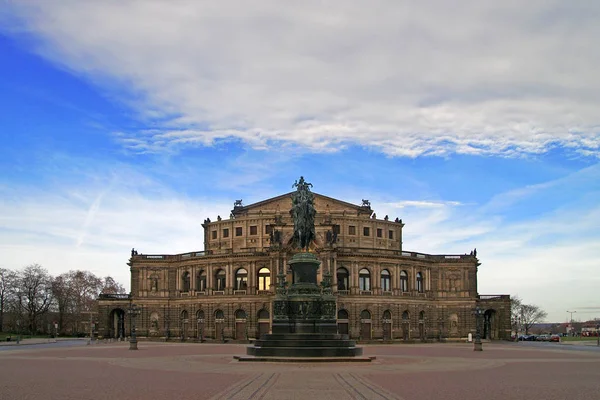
(290, 176), (316, 251)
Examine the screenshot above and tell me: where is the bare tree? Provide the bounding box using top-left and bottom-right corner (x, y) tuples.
(53, 271), (105, 334)
(19, 264), (53, 334)
(101, 276), (126, 295)
(0, 268), (18, 332)
(520, 303), (548, 334)
(51, 273), (72, 334)
(510, 295), (522, 332)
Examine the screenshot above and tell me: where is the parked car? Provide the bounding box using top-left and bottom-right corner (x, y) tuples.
(519, 335), (536, 341)
(536, 334), (551, 341)
(550, 334), (560, 342)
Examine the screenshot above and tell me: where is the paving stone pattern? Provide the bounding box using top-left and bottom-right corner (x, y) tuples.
(0, 342), (599, 400)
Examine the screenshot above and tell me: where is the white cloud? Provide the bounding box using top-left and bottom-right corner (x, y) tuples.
(0, 167), (232, 290)
(3, 1), (600, 157)
(371, 165), (600, 323)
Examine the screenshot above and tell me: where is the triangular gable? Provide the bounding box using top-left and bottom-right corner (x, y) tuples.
(232, 192), (371, 216)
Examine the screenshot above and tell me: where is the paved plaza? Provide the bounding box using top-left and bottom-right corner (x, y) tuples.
(1, 341), (599, 399)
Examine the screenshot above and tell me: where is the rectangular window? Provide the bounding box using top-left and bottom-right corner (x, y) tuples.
(333, 224), (341, 234)
(349, 225), (356, 235)
(211, 230), (217, 239)
(223, 228), (229, 238)
(363, 227), (370, 236)
(388, 230), (394, 239)
(235, 227), (243, 236)
(250, 225), (257, 235)
(376, 228), (382, 238)
(265, 225), (273, 235)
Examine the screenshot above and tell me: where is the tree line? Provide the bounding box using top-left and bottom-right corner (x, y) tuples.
(0, 264), (126, 335)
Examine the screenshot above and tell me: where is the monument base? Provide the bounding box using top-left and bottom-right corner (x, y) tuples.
(244, 252), (364, 360)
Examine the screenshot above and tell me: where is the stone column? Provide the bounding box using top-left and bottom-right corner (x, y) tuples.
(207, 265), (213, 294)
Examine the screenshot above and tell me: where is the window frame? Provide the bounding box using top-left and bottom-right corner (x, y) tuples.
(359, 268), (371, 291)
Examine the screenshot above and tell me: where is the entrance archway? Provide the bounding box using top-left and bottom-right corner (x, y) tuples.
(337, 309), (349, 335)
(483, 309), (497, 339)
(401, 310), (410, 340)
(382, 310), (392, 340)
(360, 310), (372, 340)
(257, 309), (270, 338)
(235, 309), (247, 340)
(180, 310), (189, 340)
(109, 308), (125, 339)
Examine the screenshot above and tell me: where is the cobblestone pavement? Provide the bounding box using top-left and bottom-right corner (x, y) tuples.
(1, 342), (599, 400)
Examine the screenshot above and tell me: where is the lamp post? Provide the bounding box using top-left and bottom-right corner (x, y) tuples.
(128, 304), (141, 350)
(438, 316), (444, 342)
(473, 306), (483, 351)
(567, 310), (577, 336)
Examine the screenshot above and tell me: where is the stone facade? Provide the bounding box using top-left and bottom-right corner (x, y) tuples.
(98, 192), (511, 341)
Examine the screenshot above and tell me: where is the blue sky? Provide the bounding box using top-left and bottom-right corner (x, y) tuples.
(1, 2), (599, 323)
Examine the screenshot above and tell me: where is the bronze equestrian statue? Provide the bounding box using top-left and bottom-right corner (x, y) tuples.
(290, 176), (316, 251)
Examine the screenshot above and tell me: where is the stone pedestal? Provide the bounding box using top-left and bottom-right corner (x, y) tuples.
(245, 252), (364, 360)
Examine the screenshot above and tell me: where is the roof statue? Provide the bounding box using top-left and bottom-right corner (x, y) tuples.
(290, 176), (316, 251)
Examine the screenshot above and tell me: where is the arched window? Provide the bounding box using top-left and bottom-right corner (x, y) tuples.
(235, 268), (248, 290)
(402, 310), (410, 320)
(400, 270), (408, 292)
(181, 271), (190, 292)
(337, 309), (349, 320)
(196, 270), (206, 292)
(383, 310), (392, 320)
(360, 310), (371, 320)
(419, 311), (425, 321)
(258, 267), (270, 291)
(196, 310), (205, 321)
(416, 271), (424, 293)
(336, 267), (349, 291)
(359, 268), (371, 291)
(258, 309), (270, 320)
(215, 309), (225, 320)
(235, 309), (247, 320)
(214, 269), (226, 291)
(181, 310), (188, 320)
(381, 269), (391, 292)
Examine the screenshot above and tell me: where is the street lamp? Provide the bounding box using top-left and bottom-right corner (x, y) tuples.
(567, 310), (577, 336)
(128, 304), (141, 350)
(472, 306), (483, 351)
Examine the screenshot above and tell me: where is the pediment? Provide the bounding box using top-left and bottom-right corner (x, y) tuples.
(232, 192), (371, 217)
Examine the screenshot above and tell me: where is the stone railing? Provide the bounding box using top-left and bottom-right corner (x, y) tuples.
(478, 294), (510, 300)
